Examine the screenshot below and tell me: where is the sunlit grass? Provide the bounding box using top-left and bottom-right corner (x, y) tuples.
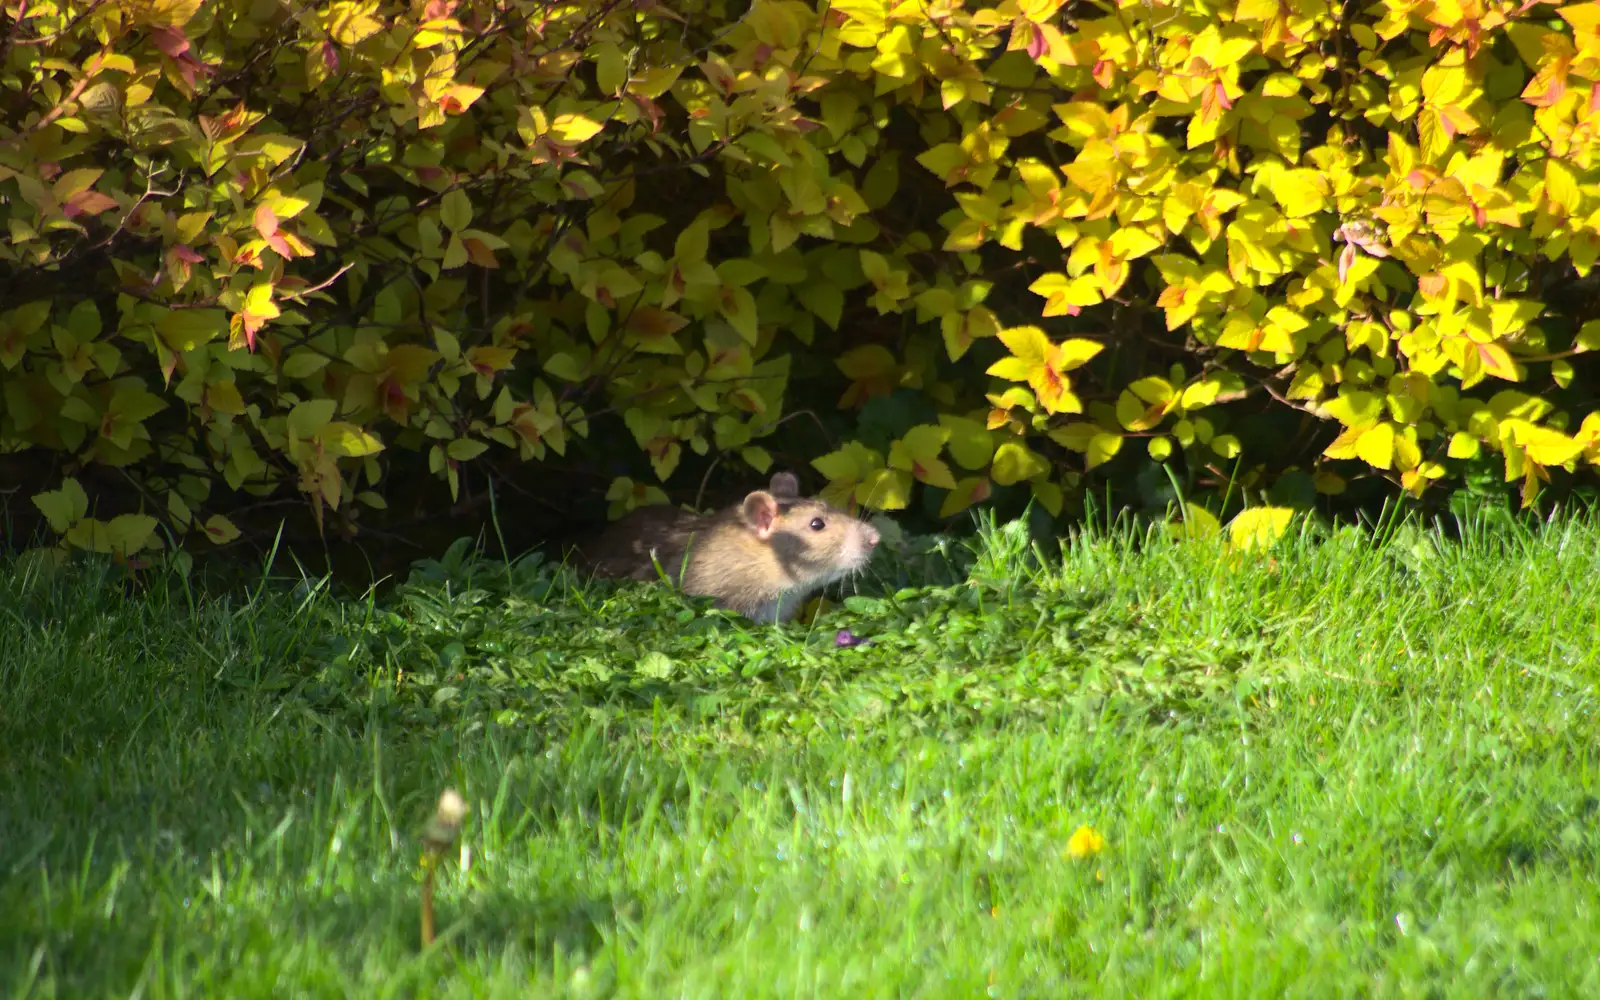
(4, 510), (1600, 997)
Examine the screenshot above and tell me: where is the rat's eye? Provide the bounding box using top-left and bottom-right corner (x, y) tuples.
(809, 517), (827, 531)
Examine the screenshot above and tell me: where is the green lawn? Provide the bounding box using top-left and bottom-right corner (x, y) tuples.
(4, 512), (1600, 998)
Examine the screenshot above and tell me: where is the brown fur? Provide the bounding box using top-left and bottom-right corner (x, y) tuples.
(575, 472), (881, 622)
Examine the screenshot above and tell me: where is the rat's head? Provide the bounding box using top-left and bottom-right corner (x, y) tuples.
(738, 472), (880, 588)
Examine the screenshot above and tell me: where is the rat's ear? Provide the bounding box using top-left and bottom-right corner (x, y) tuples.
(768, 471), (801, 498)
(741, 490), (781, 538)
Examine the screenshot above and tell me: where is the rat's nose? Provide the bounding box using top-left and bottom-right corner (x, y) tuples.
(863, 523), (880, 548)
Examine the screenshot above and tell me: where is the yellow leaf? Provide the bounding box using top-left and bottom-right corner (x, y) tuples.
(1228, 507), (1295, 552)
(986, 356), (1033, 382)
(244, 283), (280, 320)
(1512, 422), (1584, 467)
(1167, 502), (1221, 541)
(1447, 431), (1480, 460)
(1354, 422), (1396, 470)
(1046, 423), (1100, 451)
(324, 422), (384, 457)
(1211, 434), (1242, 460)
(142, 0), (203, 28)
(989, 327), (1098, 415)
(1322, 389), (1382, 427)
(857, 467), (912, 510)
(550, 113), (605, 144)
(1085, 432), (1122, 470)
(995, 325), (1051, 364)
(1054, 337), (1103, 371)
(325, 0), (384, 44)
(1116, 388), (1165, 431)
(991, 440), (1049, 485)
(940, 415), (995, 470)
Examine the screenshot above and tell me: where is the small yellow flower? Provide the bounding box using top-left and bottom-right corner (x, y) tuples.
(1065, 823), (1106, 859)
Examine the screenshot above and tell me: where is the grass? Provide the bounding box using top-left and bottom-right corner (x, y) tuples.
(4, 510), (1600, 997)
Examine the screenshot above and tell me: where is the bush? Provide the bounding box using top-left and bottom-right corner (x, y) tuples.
(4, 0), (1600, 561)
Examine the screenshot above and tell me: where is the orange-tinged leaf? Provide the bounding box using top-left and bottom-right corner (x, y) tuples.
(719, 286), (760, 343)
(939, 476), (992, 517)
(203, 514), (241, 544)
(889, 424), (958, 489)
(53, 168), (104, 200)
(465, 346), (517, 376)
(254, 203), (279, 239)
(1474, 341), (1518, 381)
(625, 307), (690, 348)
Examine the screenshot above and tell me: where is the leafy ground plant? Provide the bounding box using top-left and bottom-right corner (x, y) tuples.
(4, 513), (1600, 997)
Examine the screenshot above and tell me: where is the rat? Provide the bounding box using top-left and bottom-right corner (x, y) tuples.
(575, 471), (881, 623)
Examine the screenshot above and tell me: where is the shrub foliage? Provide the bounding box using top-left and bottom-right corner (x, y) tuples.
(4, 0), (1600, 557)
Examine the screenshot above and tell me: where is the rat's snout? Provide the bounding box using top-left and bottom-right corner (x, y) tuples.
(861, 521), (880, 550)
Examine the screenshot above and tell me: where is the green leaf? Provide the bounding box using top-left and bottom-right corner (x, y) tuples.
(5, 301), (53, 337)
(33, 478), (89, 533)
(595, 41), (628, 95)
(283, 353), (332, 379)
(720, 286), (760, 343)
(675, 219), (710, 263)
(105, 513), (158, 556)
(287, 399), (337, 439)
(439, 189), (473, 232)
(447, 438), (490, 462)
(795, 281), (844, 330)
